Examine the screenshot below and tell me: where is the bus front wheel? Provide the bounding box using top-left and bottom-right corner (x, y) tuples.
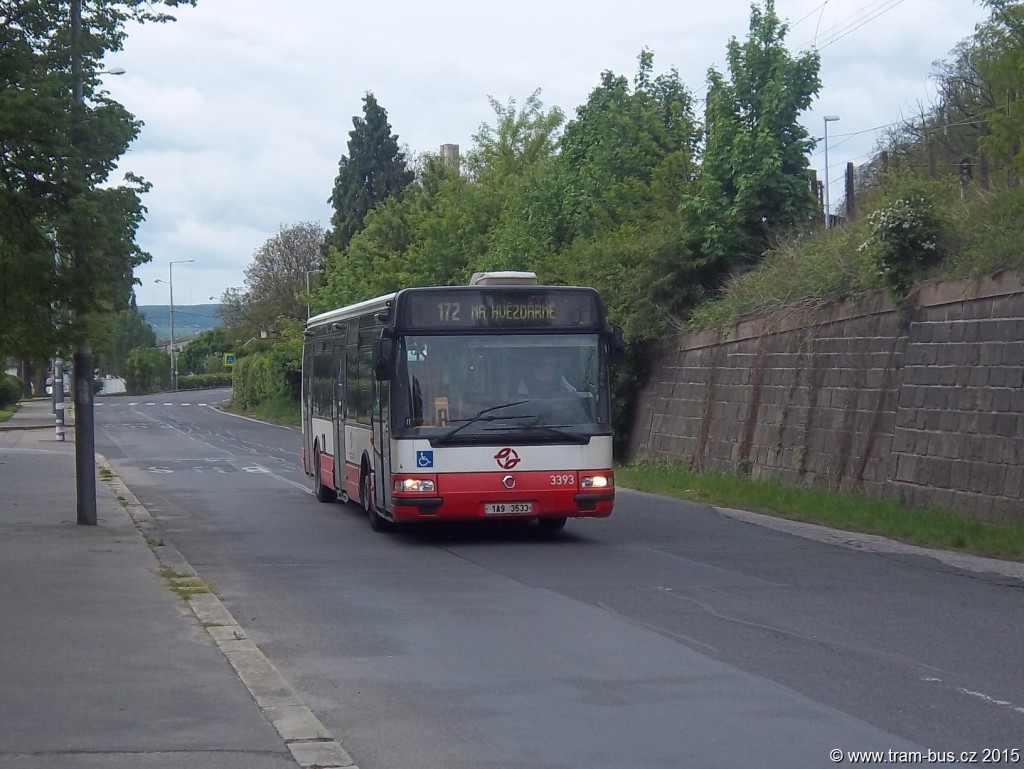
(362, 472), (391, 532)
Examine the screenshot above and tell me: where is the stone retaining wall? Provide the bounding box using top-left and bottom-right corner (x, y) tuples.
(627, 272), (1024, 523)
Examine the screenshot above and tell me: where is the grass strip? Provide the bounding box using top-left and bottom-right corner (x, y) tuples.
(616, 461), (1024, 562)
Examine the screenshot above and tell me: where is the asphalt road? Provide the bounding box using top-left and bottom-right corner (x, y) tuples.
(94, 388), (1024, 769)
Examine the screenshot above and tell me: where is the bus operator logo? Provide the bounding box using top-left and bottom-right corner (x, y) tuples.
(493, 448), (521, 469)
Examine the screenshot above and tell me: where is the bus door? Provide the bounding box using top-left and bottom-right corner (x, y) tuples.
(373, 376), (392, 513)
(333, 343), (346, 496)
(302, 342), (314, 475)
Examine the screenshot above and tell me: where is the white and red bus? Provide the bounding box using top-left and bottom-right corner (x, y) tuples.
(301, 272), (623, 531)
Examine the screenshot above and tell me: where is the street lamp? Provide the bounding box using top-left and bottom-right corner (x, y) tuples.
(66, 0), (126, 528)
(823, 114), (840, 227)
(70, 0), (123, 524)
(155, 259), (194, 390)
(305, 269), (320, 320)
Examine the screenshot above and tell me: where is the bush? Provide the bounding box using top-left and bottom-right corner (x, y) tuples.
(0, 374), (23, 408)
(232, 352), (295, 409)
(177, 373), (233, 390)
(124, 347), (170, 394)
(857, 185), (946, 298)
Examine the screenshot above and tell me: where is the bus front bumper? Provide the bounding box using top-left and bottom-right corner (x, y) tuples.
(389, 470), (614, 523)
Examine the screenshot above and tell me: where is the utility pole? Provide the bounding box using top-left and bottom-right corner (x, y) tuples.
(53, 358), (66, 442)
(822, 115), (840, 228)
(71, 0), (96, 525)
(305, 268), (320, 320)
(157, 259), (194, 390)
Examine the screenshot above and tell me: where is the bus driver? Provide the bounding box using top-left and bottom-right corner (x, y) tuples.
(516, 353), (577, 396)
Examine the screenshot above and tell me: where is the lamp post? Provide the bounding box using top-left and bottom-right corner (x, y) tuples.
(823, 114), (840, 227)
(155, 259), (193, 390)
(305, 269), (320, 320)
(70, 0), (124, 524)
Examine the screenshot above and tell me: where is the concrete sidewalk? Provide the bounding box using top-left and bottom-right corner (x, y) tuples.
(0, 399), (356, 769)
(0, 396), (64, 432)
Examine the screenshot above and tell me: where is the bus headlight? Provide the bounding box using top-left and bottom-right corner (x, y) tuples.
(394, 478), (435, 493)
(580, 475), (612, 489)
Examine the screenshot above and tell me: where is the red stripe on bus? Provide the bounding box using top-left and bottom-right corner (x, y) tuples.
(390, 469), (613, 522)
(318, 452), (334, 489)
(344, 462), (361, 500)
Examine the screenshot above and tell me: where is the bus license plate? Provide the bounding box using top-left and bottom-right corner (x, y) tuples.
(484, 502), (533, 515)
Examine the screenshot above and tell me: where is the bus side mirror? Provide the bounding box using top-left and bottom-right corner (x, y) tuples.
(608, 324), (625, 365)
(373, 329), (392, 381)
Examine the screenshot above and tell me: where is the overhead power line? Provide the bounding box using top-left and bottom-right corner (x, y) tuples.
(793, 0), (910, 52)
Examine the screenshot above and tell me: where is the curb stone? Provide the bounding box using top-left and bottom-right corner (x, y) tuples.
(712, 505), (1024, 582)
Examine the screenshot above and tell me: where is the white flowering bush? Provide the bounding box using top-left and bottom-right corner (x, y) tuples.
(857, 192), (943, 297)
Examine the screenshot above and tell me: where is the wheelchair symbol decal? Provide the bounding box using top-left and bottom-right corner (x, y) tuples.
(416, 450), (434, 468)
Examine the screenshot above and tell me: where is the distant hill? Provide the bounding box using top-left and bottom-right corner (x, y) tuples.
(139, 304), (222, 344)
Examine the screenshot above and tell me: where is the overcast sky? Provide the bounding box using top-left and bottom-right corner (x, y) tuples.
(102, 0), (987, 309)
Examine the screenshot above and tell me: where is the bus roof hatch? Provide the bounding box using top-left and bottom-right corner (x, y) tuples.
(469, 271), (538, 286)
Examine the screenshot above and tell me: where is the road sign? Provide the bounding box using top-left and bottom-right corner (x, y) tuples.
(223, 352), (236, 367)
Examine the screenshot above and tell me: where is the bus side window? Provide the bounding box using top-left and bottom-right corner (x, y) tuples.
(346, 344), (359, 421)
(357, 329), (375, 425)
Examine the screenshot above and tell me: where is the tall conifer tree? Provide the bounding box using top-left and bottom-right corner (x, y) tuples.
(327, 92), (414, 254)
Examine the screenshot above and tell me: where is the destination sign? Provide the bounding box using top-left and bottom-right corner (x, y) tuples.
(397, 288), (601, 330)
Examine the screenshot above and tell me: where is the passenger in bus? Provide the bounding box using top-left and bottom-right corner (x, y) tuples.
(516, 354), (577, 396)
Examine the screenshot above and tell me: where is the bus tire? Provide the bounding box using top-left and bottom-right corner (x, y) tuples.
(313, 447), (337, 503)
(538, 516), (567, 532)
(363, 471), (391, 532)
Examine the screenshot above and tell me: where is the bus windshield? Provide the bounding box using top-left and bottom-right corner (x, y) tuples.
(392, 333), (611, 443)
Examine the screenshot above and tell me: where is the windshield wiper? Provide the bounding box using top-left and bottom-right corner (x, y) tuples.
(522, 424), (589, 443)
(435, 400), (533, 444)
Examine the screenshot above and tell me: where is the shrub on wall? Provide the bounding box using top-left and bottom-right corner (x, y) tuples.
(858, 185), (946, 297)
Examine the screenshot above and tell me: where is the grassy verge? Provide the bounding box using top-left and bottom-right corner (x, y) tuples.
(616, 461), (1024, 562)
(219, 397), (300, 426)
(687, 180), (1024, 334)
(0, 405), (15, 423)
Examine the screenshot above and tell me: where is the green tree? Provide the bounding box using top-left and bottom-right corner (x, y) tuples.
(177, 327), (229, 375)
(320, 195), (414, 308)
(93, 301), (157, 376)
(975, 0), (1024, 174)
(124, 345), (169, 394)
(319, 147), (503, 310)
(214, 286), (254, 346)
(466, 90), (564, 182)
(684, 0), (820, 285)
(557, 50), (699, 243)
(243, 221), (326, 333)
(0, 0), (195, 363)
(327, 92), (414, 254)
(406, 173), (500, 283)
(469, 90), (565, 270)
(543, 51), (701, 347)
